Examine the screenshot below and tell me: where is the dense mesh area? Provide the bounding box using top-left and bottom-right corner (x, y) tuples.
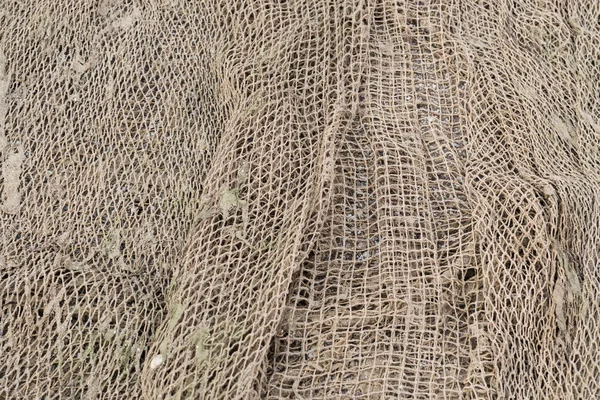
(1, 0), (599, 398)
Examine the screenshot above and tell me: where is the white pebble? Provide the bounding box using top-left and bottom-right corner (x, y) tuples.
(150, 354), (164, 370)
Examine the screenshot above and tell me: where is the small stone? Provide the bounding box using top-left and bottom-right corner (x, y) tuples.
(150, 354), (164, 370)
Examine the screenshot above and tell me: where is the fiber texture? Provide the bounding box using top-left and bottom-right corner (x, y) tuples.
(1, 0), (599, 399)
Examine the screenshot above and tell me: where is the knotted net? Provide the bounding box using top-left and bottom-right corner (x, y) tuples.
(1, 0), (599, 398)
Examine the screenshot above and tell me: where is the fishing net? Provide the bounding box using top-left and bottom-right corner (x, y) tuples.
(1, 0), (599, 398)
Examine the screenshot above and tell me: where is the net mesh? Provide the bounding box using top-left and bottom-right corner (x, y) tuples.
(1, 0), (599, 399)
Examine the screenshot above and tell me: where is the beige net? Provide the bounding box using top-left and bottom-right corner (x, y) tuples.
(1, 0), (599, 398)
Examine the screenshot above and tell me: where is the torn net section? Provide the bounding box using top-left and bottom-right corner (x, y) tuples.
(1, 0), (599, 399)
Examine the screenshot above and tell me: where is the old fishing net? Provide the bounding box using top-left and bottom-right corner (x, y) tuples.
(1, 0), (599, 398)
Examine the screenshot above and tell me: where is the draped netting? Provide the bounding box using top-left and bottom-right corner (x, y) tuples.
(1, 0), (599, 399)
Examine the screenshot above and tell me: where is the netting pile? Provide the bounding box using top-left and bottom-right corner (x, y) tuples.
(1, 0), (600, 398)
